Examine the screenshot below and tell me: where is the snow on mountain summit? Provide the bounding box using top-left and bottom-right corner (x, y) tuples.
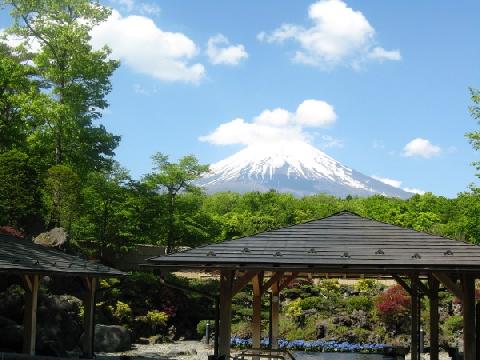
(198, 141), (413, 198)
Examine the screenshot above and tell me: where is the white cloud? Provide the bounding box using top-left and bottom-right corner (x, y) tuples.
(372, 175), (425, 195)
(109, 0), (161, 15)
(258, 0), (400, 69)
(372, 176), (402, 189)
(206, 34), (248, 65)
(90, 10), (205, 83)
(199, 99), (337, 146)
(403, 138), (441, 159)
(368, 47), (401, 61)
(296, 99), (336, 127)
(403, 188), (426, 195)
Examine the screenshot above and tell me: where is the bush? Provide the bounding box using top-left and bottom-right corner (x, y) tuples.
(135, 310), (169, 334)
(197, 320), (215, 337)
(346, 296), (373, 313)
(108, 300), (132, 324)
(375, 285), (411, 334)
(445, 315), (463, 334)
(354, 279), (381, 295)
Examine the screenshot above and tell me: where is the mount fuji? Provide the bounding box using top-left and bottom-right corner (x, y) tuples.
(198, 141), (413, 198)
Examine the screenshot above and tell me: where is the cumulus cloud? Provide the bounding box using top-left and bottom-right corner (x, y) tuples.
(207, 34), (248, 65)
(258, 0), (401, 69)
(372, 176), (425, 195)
(109, 0), (161, 15)
(90, 10), (205, 83)
(199, 99), (337, 146)
(403, 138), (441, 159)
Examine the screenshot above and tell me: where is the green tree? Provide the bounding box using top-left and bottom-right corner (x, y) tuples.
(43, 164), (80, 234)
(74, 164), (130, 257)
(0, 150), (41, 230)
(144, 153), (209, 253)
(466, 87), (480, 174)
(0, 44), (38, 151)
(2, 0), (120, 174)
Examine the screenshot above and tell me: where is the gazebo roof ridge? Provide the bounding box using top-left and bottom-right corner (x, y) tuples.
(149, 211), (480, 272)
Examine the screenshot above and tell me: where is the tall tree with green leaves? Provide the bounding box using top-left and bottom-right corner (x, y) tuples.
(0, 150), (41, 231)
(466, 87), (480, 175)
(145, 153), (209, 253)
(1, 0), (120, 174)
(0, 43), (39, 151)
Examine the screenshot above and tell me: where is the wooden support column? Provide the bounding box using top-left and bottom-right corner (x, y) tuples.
(22, 274), (40, 355)
(476, 302), (480, 360)
(411, 274), (420, 360)
(83, 277), (97, 358)
(428, 275), (440, 360)
(463, 274), (476, 360)
(219, 270), (234, 359)
(252, 273), (264, 353)
(270, 278), (280, 349)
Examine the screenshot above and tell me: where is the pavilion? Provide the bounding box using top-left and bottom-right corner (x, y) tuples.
(149, 211), (480, 360)
(0, 233), (124, 357)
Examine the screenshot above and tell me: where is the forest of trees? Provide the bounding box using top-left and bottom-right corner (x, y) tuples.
(1, 0), (480, 262)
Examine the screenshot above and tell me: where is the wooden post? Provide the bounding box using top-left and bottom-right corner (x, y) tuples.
(476, 302), (480, 360)
(411, 274), (419, 360)
(463, 274), (476, 360)
(429, 275), (440, 360)
(252, 273), (264, 354)
(219, 270), (234, 359)
(83, 277), (97, 358)
(271, 279), (280, 350)
(22, 274), (40, 355)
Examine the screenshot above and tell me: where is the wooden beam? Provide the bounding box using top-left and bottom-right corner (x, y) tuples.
(22, 274), (39, 355)
(252, 272), (264, 297)
(428, 276), (440, 360)
(411, 275), (420, 360)
(392, 275), (412, 295)
(252, 273), (264, 356)
(433, 272), (463, 300)
(271, 279), (280, 350)
(463, 274), (476, 360)
(82, 277), (97, 358)
(278, 272), (299, 292)
(232, 271), (258, 296)
(218, 270), (234, 358)
(262, 272), (284, 294)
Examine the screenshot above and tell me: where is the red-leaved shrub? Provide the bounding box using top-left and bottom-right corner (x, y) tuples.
(375, 284), (411, 334)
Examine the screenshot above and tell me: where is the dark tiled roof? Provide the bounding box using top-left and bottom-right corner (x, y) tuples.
(149, 211), (480, 273)
(0, 234), (124, 277)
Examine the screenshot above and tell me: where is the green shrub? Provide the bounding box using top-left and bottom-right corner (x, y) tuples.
(135, 310), (169, 334)
(445, 315), (463, 334)
(232, 321), (254, 338)
(346, 295), (373, 313)
(354, 279), (381, 294)
(196, 320), (215, 337)
(108, 301), (132, 324)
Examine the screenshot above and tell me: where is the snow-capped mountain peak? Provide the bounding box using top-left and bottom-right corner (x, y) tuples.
(198, 141), (413, 198)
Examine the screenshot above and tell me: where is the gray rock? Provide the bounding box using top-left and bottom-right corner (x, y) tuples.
(95, 324), (131, 353)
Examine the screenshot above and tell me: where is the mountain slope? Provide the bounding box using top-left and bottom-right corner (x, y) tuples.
(198, 141), (413, 198)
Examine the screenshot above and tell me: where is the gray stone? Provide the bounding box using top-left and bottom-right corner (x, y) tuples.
(95, 324), (132, 353)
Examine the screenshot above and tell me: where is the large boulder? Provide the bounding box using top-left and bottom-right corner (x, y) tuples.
(94, 325), (131, 353)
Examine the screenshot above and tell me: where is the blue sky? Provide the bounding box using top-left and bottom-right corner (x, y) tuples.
(2, 0), (480, 197)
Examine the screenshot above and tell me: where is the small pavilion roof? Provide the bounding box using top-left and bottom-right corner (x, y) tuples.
(149, 211), (480, 275)
(0, 234), (124, 277)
